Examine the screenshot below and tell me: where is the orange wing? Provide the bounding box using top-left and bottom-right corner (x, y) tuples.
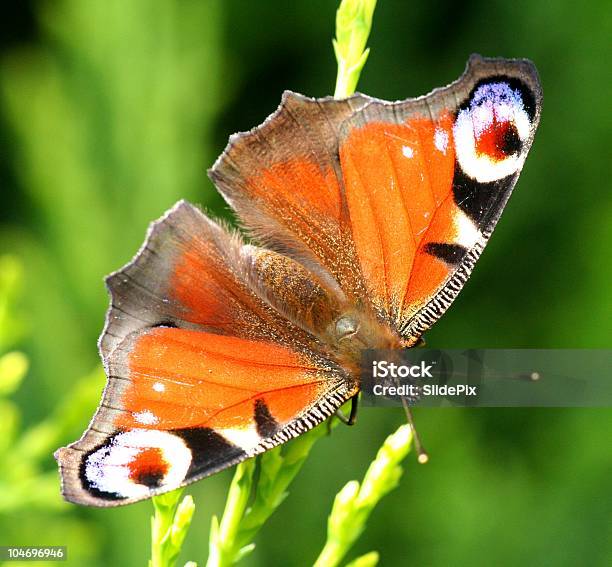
(338, 111), (456, 322)
(56, 203), (355, 506)
(210, 55), (542, 341)
(209, 92), (372, 305)
(337, 57), (542, 338)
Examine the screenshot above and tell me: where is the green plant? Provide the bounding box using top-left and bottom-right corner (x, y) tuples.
(206, 420), (329, 567)
(0, 255), (103, 513)
(333, 0), (377, 98)
(313, 426), (413, 567)
(150, 489), (196, 567)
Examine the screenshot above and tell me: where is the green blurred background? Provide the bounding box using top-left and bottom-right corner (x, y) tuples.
(0, 1), (610, 565)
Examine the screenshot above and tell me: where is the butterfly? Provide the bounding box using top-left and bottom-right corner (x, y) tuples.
(55, 54), (542, 506)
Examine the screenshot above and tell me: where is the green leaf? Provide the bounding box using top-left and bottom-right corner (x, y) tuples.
(0, 256), (27, 351)
(345, 551), (380, 567)
(206, 459), (256, 567)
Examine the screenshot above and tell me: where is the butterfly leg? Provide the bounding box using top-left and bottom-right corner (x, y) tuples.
(334, 394), (359, 426)
(326, 395), (359, 434)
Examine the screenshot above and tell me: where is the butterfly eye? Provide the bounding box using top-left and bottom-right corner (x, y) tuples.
(453, 81), (532, 183)
(83, 429), (192, 499)
(335, 316), (359, 340)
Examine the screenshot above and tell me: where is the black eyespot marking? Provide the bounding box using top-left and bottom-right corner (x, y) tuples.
(127, 446), (170, 488)
(254, 398), (279, 438)
(452, 165), (517, 228)
(132, 468), (165, 488)
(500, 123), (522, 155)
(424, 242), (468, 265)
(79, 435), (126, 501)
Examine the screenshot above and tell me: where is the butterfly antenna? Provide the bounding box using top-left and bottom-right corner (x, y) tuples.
(401, 397), (429, 464)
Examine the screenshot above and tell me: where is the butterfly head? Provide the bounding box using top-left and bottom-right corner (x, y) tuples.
(330, 309), (404, 367)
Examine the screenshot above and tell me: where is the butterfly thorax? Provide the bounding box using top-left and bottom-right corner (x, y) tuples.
(246, 246), (403, 367)
(330, 308), (403, 361)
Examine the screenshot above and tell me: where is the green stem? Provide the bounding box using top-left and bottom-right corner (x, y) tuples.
(206, 423), (330, 566)
(150, 489), (196, 567)
(333, 0), (377, 98)
(204, 1), (381, 561)
(207, 460), (256, 567)
(313, 425), (413, 567)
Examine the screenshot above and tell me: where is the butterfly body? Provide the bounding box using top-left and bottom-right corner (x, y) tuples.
(56, 55), (542, 506)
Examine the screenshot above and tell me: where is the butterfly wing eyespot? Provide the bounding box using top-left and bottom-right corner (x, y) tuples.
(453, 79), (535, 183)
(81, 430), (192, 500)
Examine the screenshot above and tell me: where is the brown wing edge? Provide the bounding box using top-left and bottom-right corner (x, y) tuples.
(207, 90), (373, 302)
(208, 89), (371, 210)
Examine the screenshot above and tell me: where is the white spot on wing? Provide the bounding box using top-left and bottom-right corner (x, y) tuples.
(454, 211), (483, 248)
(218, 425), (261, 452)
(434, 128), (449, 154)
(152, 382), (165, 393)
(402, 145), (414, 158)
(133, 410), (159, 425)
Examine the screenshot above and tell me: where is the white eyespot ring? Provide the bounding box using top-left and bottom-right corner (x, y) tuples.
(453, 82), (531, 183)
(84, 429), (192, 498)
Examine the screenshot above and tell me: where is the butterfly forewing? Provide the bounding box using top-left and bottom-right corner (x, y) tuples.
(338, 56), (541, 337)
(210, 55), (541, 342)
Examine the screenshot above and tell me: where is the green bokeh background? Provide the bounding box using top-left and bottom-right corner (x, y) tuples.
(0, 1), (610, 565)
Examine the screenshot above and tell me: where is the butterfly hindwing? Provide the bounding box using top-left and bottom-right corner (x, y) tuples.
(209, 92), (372, 305)
(56, 203), (356, 506)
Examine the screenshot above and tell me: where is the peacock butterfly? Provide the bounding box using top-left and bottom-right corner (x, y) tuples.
(55, 54), (542, 506)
